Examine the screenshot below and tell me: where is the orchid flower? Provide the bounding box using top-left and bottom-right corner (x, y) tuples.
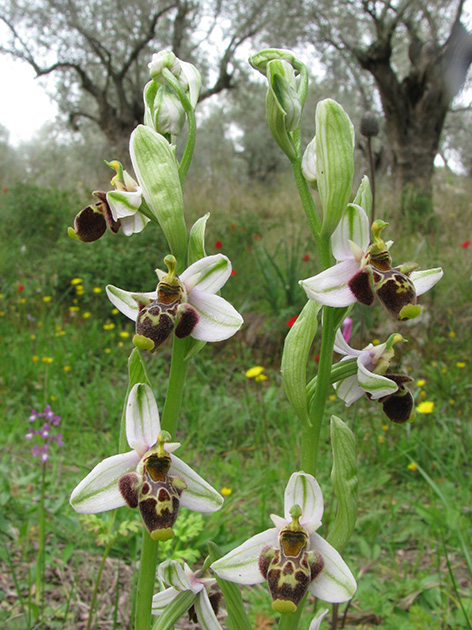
(152, 560), (224, 630)
(211, 472), (356, 614)
(68, 160), (148, 242)
(105, 161), (149, 236)
(106, 253), (243, 352)
(70, 383), (223, 540)
(333, 329), (414, 423)
(300, 204), (443, 320)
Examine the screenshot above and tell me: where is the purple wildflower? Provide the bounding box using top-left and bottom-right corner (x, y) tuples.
(26, 406), (64, 461)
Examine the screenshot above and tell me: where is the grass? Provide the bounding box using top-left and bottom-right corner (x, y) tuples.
(0, 171), (471, 629)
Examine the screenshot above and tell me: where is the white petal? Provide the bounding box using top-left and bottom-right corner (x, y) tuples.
(189, 289), (243, 342)
(357, 353), (398, 400)
(195, 589), (225, 630)
(181, 254), (232, 295)
(170, 454), (224, 512)
(331, 204), (369, 262)
(334, 375), (364, 407)
(120, 212), (150, 236)
(300, 260), (359, 307)
(284, 472), (324, 529)
(158, 560), (197, 592)
(107, 188), (142, 220)
(151, 586), (180, 613)
(309, 608), (329, 630)
(333, 329), (362, 358)
(211, 529), (278, 584)
(126, 383), (160, 455)
(308, 532), (357, 602)
(106, 285), (156, 321)
(270, 513), (288, 531)
(410, 267), (444, 296)
(70, 451), (140, 513)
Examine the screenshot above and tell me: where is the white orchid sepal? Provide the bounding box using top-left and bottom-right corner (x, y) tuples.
(70, 383), (223, 539)
(211, 472), (356, 612)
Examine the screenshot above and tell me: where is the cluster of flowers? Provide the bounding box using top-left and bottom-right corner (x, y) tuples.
(26, 405), (64, 462)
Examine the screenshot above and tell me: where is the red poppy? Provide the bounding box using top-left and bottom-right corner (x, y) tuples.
(286, 315), (298, 328)
(461, 239), (471, 249)
(315, 354), (320, 362)
(231, 270), (236, 276)
(17, 284), (25, 293)
(215, 240), (223, 249)
(3, 188), (9, 193)
(253, 233), (262, 241)
(302, 254), (310, 262)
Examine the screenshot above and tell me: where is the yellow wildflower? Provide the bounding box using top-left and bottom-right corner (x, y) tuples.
(112, 308), (119, 315)
(50, 395), (57, 401)
(378, 435), (384, 444)
(372, 339), (380, 346)
(329, 394), (337, 401)
(382, 424), (389, 432)
(416, 401), (434, 414)
(407, 462), (418, 472)
(456, 362), (466, 368)
(255, 373), (268, 382)
(83, 312), (91, 318)
(64, 365), (71, 372)
(32, 355), (39, 362)
(69, 306), (80, 312)
(43, 296), (51, 302)
(416, 379), (426, 387)
(104, 348), (111, 354)
(245, 366), (265, 378)
(93, 287), (102, 294)
(71, 277), (83, 285)
(41, 357), (53, 364)
(103, 323), (115, 331)
(119, 331), (130, 339)
(448, 331), (456, 338)
(221, 487), (232, 497)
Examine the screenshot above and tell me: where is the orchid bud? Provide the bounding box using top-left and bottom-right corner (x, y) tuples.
(178, 60), (202, 109)
(130, 125), (187, 265)
(353, 175), (372, 218)
(265, 59), (301, 159)
(316, 99), (355, 237)
(301, 136), (317, 188)
(249, 48), (302, 77)
(148, 50), (181, 82)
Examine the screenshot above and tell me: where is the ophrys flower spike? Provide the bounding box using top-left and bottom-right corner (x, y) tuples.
(70, 383), (223, 540)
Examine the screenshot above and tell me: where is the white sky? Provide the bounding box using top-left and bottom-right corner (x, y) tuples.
(1, 1), (471, 147)
(1, 56), (57, 145)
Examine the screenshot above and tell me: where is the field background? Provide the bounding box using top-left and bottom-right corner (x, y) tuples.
(1, 169), (471, 630)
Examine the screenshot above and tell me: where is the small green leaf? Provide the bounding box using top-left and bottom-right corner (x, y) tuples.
(327, 416), (358, 552)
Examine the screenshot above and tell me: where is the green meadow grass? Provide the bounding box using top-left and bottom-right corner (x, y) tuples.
(0, 174), (471, 629)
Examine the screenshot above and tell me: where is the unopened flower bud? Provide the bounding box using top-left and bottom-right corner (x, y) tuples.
(144, 82), (186, 135)
(249, 48), (301, 77)
(149, 50), (181, 82)
(265, 59), (301, 159)
(316, 99), (355, 237)
(302, 137), (317, 188)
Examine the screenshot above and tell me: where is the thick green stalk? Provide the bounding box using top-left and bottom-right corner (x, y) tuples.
(134, 337), (189, 629)
(300, 235), (336, 475)
(135, 531), (160, 630)
(290, 157), (322, 248)
(35, 463), (46, 613)
(160, 336), (190, 436)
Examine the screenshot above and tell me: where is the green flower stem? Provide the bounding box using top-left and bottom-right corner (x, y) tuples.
(290, 157), (322, 247)
(300, 235), (336, 475)
(135, 530), (160, 630)
(86, 534), (114, 630)
(306, 358), (359, 402)
(35, 462), (46, 613)
(161, 68), (196, 187)
(134, 337), (189, 629)
(160, 336), (190, 436)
